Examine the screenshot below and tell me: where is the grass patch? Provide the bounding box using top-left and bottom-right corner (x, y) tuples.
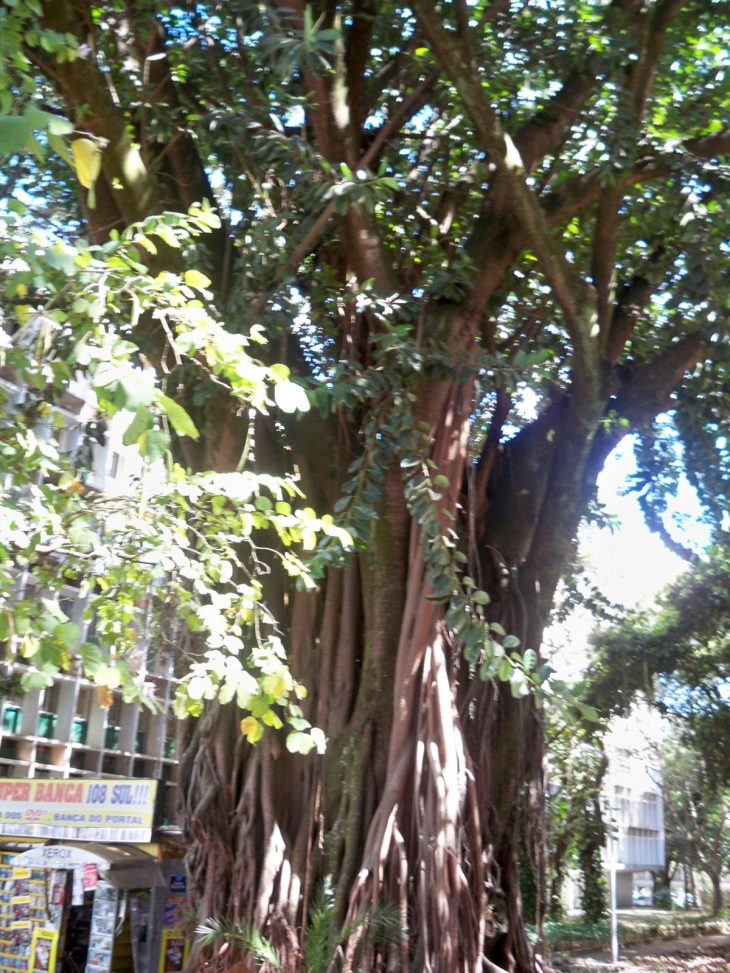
(533, 913), (730, 952)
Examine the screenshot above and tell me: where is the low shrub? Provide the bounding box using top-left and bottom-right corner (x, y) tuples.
(538, 913), (730, 952)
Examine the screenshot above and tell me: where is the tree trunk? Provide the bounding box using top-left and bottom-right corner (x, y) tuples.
(548, 833), (571, 919)
(178, 368), (608, 972)
(176, 323), (705, 972)
(708, 871), (723, 917)
(689, 865), (700, 909)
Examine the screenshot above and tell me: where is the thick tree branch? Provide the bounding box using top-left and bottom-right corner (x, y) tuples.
(514, 60), (599, 174)
(412, 0), (598, 372)
(685, 129), (730, 159)
(511, 0), (686, 178)
(606, 275), (653, 364)
(369, 70), (440, 164)
(590, 0), (689, 339)
(546, 123), (730, 226)
(636, 491), (698, 563)
(247, 72), (439, 320)
(544, 169), (640, 227)
(140, 25), (230, 291)
(611, 331), (706, 429)
(477, 0), (512, 27)
(629, 0), (691, 120)
(272, 0), (339, 161)
(346, 0), (377, 132)
(39, 0), (158, 225)
(592, 185), (624, 338)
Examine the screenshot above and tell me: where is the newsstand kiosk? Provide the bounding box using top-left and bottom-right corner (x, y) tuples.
(0, 779), (190, 973)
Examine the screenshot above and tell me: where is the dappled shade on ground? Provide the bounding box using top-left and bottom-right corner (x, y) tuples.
(559, 932), (730, 973)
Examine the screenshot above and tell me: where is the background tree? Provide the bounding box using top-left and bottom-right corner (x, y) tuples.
(659, 739), (729, 916)
(545, 722), (608, 922)
(587, 542), (730, 917)
(1, 2), (729, 971)
(588, 540), (730, 788)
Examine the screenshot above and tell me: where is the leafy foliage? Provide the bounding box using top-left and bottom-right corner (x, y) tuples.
(0, 201), (351, 747)
(587, 541), (730, 787)
(545, 720), (608, 922)
(659, 738), (729, 915)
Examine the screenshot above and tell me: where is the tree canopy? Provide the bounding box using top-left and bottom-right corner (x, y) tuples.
(1, 1), (729, 970)
(659, 737), (729, 915)
(588, 540), (730, 787)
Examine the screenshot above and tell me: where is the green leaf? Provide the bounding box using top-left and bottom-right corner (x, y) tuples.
(187, 675), (211, 701)
(47, 115), (74, 136)
(522, 649), (537, 671)
(184, 269), (212, 290)
(55, 621), (81, 649)
(94, 665), (122, 689)
(138, 428), (169, 461)
(489, 639), (504, 659)
(0, 115), (32, 155)
(273, 381), (310, 414)
(108, 372), (155, 410)
(241, 716), (264, 744)
(577, 702), (599, 722)
(78, 642), (104, 675)
(159, 395), (199, 439)
(269, 363), (291, 381)
(47, 131), (73, 166)
(68, 523), (99, 552)
(41, 598), (67, 622)
(21, 669), (55, 691)
(123, 408), (153, 446)
(71, 137), (102, 189)
(155, 224), (180, 248)
(218, 682), (236, 705)
(286, 730), (316, 754)
(463, 643), (481, 664)
(479, 658), (495, 681)
(509, 669), (530, 698)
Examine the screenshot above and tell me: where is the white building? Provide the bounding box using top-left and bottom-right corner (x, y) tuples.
(0, 372), (182, 824)
(604, 714), (665, 907)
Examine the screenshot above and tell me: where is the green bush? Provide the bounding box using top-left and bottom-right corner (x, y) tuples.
(542, 917), (610, 949)
(540, 912), (729, 952)
(653, 888), (673, 910)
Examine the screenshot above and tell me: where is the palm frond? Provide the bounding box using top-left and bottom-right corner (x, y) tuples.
(196, 917), (282, 971)
(303, 878), (336, 973)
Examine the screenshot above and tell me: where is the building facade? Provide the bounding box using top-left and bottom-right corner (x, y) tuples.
(604, 717), (666, 908)
(0, 373), (188, 973)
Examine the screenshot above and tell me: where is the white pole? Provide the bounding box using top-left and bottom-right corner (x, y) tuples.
(609, 829), (619, 964)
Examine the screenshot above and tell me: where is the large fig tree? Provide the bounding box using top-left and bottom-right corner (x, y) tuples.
(1, 1), (729, 970)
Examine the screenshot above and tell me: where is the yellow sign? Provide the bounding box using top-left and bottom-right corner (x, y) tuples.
(0, 778), (158, 842)
(158, 931), (188, 973)
(30, 929), (59, 973)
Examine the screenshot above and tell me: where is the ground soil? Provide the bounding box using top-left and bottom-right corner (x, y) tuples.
(553, 931), (730, 972)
